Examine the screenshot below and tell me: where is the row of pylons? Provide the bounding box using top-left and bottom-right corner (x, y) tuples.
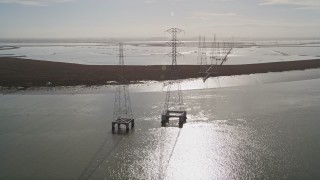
(112, 28), (187, 133)
(198, 34), (233, 82)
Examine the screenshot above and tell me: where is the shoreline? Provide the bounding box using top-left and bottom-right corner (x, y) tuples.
(1, 57), (320, 88)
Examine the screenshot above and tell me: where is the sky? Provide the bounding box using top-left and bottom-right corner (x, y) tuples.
(0, 0), (319, 39)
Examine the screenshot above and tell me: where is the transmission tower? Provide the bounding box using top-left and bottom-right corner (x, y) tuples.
(161, 28), (187, 128)
(198, 35), (208, 73)
(210, 34), (217, 66)
(197, 35), (202, 65)
(112, 43), (134, 133)
(202, 35), (233, 82)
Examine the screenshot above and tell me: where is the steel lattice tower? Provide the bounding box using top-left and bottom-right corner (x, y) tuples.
(112, 43), (134, 133)
(161, 28), (187, 128)
(202, 35), (233, 82)
(210, 34), (217, 65)
(199, 36), (208, 73)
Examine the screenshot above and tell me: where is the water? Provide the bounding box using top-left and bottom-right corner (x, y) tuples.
(1, 71), (320, 179)
(1, 39), (320, 65)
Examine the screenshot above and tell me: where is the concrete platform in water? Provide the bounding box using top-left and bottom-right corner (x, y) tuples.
(112, 118), (134, 133)
(161, 110), (187, 128)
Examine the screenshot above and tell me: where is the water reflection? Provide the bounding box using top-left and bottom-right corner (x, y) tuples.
(1, 71), (320, 179)
(97, 120), (253, 179)
(4, 69), (319, 95)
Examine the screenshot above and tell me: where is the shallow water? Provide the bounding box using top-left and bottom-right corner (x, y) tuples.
(1, 71), (320, 179)
(1, 40), (320, 65)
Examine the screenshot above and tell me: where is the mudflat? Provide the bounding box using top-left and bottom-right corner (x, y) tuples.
(1, 57), (320, 87)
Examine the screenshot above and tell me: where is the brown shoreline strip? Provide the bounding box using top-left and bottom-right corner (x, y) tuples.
(0, 57), (320, 87)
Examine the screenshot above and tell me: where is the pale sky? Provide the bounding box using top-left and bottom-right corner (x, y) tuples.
(0, 0), (319, 39)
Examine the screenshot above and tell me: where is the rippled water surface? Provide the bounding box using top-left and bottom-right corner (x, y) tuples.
(1, 72), (320, 179)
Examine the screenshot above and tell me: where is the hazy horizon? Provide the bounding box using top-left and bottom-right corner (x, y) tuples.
(0, 0), (320, 39)
(1, 36), (320, 43)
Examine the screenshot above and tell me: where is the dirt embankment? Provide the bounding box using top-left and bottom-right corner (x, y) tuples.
(1, 57), (320, 87)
